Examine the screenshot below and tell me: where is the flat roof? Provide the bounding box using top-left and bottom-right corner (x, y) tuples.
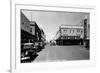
(60, 25), (84, 29)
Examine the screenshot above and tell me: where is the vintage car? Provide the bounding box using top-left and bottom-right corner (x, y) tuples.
(21, 43), (37, 59)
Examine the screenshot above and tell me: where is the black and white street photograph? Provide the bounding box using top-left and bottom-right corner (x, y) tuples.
(20, 9), (90, 63)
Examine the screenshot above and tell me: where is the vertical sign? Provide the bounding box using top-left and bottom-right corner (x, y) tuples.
(84, 18), (87, 39)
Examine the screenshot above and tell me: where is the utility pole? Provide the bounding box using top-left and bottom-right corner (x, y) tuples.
(31, 11), (32, 22)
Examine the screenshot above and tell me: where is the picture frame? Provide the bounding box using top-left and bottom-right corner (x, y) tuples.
(11, 0), (96, 73)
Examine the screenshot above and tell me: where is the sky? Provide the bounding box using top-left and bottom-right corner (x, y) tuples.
(22, 10), (89, 41)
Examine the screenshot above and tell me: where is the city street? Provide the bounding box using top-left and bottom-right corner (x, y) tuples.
(34, 44), (89, 62)
(21, 10), (90, 63)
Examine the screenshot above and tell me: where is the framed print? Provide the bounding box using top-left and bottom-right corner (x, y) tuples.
(11, 0), (96, 73)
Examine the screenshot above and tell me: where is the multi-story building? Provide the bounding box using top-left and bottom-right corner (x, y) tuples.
(54, 17), (90, 49)
(55, 25), (84, 45)
(21, 11), (46, 61)
(21, 11), (46, 43)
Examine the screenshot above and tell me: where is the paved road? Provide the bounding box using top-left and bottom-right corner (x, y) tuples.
(34, 44), (89, 62)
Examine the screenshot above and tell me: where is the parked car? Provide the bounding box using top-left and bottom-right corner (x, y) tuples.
(21, 43), (37, 59)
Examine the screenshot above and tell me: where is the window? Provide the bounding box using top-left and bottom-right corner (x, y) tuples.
(77, 29), (80, 32)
